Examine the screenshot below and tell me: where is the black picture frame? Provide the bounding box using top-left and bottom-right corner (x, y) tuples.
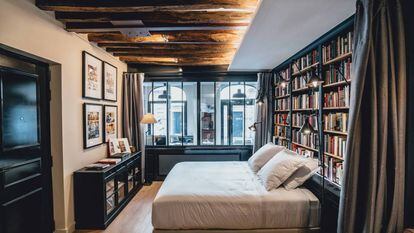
(83, 103), (103, 149)
(103, 105), (118, 142)
(82, 51), (103, 100)
(103, 62), (118, 102)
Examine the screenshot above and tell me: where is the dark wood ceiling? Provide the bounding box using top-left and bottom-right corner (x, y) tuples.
(36, 0), (259, 68)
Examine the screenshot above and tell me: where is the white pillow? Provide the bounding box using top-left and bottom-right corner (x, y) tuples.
(248, 143), (285, 172)
(257, 149), (306, 191)
(284, 156), (319, 190)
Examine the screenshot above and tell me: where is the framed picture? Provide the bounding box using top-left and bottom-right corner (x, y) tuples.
(103, 62), (117, 101)
(83, 103), (103, 149)
(108, 138), (121, 155)
(118, 138), (131, 153)
(82, 51), (103, 100)
(104, 105), (118, 142)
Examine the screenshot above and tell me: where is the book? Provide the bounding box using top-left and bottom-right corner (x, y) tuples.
(292, 113), (317, 128)
(324, 58), (352, 84)
(98, 158), (122, 165)
(292, 92), (320, 110)
(322, 31), (353, 63)
(293, 49), (319, 73)
(324, 86), (350, 108)
(85, 163), (110, 170)
(324, 112), (349, 132)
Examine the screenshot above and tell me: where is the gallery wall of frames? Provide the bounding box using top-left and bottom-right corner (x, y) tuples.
(82, 51), (119, 149)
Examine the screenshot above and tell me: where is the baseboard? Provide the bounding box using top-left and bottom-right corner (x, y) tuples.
(54, 222), (75, 233)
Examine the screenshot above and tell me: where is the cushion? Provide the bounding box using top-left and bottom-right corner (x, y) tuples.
(283, 154), (319, 190)
(257, 149), (306, 191)
(248, 143), (285, 173)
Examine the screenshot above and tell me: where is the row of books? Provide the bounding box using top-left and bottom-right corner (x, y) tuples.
(292, 129), (318, 149)
(275, 98), (290, 111)
(275, 67), (291, 84)
(293, 49), (319, 73)
(275, 126), (288, 138)
(275, 84), (289, 97)
(292, 72), (313, 90)
(276, 138), (289, 147)
(323, 112), (348, 132)
(292, 113), (318, 129)
(294, 146), (317, 159)
(321, 157), (343, 185)
(324, 134), (347, 158)
(324, 58), (352, 84)
(324, 86), (350, 108)
(293, 92), (320, 110)
(275, 113), (289, 125)
(322, 31), (353, 63)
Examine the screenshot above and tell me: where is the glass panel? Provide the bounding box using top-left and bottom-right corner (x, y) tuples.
(151, 83), (167, 145)
(106, 195), (115, 215)
(2, 73), (39, 149)
(200, 82), (215, 145)
(216, 82), (230, 145)
(168, 82), (183, 145)
(245, 82), (257, 145)
(183, 82), (197, 145)
(117, 177), (126, 203)
(143, 82), (153, 145)
(230, 82), (245, 145)
(128, 168), (134, 192)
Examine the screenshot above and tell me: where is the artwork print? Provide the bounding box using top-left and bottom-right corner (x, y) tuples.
(83, 51), (103, 99)
(104, 105), (118, 141)
(84, 103), (103, 148)
(103, 62), (117, 101)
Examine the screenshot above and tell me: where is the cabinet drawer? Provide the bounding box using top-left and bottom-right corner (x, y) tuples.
(2, 160), (41, 188)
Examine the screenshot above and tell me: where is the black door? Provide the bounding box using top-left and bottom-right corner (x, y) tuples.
(0, 49), (54, 233)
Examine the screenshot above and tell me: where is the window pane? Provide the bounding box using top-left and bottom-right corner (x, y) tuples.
(245, 82), (257, 145)
(216, 82), (230, 145)
(183, 82), (197, 145)
(143, 82), (153, 145)
(151, 83), (167, 145)
(200, 82), (215, 145)
(168, 82), (183, 145)
(231, 82), (245, 145)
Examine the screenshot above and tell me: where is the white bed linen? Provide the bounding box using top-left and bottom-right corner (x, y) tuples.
(152, 162), (320, 230)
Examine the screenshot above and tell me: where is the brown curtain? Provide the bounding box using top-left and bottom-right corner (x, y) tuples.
(253, 72), (274, 152)
(122, 73), (145, 181)
(338, 0), (407, 232)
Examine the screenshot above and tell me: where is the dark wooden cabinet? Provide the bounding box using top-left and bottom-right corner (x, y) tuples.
(74, 152), (142, 229)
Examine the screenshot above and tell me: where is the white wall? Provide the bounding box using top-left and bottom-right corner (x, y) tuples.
(0, 0), (128, 232)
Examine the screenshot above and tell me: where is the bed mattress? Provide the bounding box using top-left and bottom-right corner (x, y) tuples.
(152, 162), (320, 230)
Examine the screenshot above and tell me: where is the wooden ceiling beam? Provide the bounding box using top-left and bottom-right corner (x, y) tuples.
(113, 52), (234, 59)
(107, 48), (236, 54)
(55, 11), (253, 23)
(65, 22), (247, 33)
(36, 0), (258, 12)
(87, 30), (243, 44)
(99, 43), (238, 50)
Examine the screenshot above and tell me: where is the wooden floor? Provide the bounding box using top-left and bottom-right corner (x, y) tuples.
(76, 182), (162, 233)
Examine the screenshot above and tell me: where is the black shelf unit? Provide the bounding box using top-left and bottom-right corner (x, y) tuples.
(74, 152), (142, 230)
(271, 16), (354, 232)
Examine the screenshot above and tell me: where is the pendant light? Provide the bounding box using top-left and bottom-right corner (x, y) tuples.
(158, 90), (170, 99)
(306, 70), (324, 88)
(232, 89), (246, 98)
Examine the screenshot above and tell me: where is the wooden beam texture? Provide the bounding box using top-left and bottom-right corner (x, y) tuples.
(36, 0), (258, 12)
(87, 30), (243, 44)
(55, 11), (253, 23)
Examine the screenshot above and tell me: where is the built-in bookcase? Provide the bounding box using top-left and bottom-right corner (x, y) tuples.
(272, 17), (354, 188)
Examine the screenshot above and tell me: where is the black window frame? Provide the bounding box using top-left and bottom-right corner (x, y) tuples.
(143, 76), (257, 148)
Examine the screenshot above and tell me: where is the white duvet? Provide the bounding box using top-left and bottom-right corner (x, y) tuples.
(152, 162), (319, 230)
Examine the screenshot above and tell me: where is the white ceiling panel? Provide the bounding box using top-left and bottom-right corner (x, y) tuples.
(229, 0), (355, 71)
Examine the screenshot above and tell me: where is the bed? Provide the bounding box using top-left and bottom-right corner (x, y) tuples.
(152, 161), (320, 233)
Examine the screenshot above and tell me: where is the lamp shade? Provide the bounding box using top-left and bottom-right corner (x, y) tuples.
(299, 117), (317, 135)
(140, 114), (157, 124)
(306, 71), (324, 88)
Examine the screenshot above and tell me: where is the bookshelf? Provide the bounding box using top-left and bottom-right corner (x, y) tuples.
(272, 17), (354, 188)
